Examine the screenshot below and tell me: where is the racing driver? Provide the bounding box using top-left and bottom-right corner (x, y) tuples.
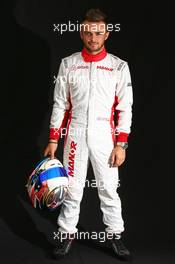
(44, 8), (133, 261)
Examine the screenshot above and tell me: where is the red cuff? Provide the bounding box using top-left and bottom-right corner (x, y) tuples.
(49, 128), (61, 140)
(116, 132), (129, 142)
(49, 109), (70, 141)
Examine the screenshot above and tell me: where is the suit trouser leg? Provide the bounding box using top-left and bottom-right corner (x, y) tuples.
(89, 135), (124, 234)
(57, 130), (89, 234)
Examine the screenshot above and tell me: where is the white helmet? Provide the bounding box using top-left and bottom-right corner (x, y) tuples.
(26, 157), (68, 210)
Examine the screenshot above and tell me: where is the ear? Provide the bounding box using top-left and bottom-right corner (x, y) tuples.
(105, 31), (110, 40)
(80, 30), (83, 40)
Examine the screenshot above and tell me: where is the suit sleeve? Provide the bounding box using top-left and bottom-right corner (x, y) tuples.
(115, 62), (133, 142)
(49, 59), (71, 140)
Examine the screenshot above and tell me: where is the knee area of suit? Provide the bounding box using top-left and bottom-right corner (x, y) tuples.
(98, 188), (120, 201)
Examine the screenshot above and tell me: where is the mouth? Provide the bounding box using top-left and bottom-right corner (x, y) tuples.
(89, 43), (98, 46)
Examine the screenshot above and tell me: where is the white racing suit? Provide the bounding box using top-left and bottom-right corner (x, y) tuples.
(49, 50), (133, 235)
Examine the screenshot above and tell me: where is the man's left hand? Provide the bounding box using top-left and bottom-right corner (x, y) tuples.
(109, 146), (126, 167)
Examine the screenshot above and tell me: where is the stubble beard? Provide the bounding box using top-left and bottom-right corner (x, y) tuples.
(84, 42), (105, 53)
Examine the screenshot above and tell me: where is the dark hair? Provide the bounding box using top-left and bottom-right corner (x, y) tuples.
(82, 8), (107, 24)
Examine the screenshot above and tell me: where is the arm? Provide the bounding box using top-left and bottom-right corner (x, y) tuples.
(110, 62), (133, 167)
(49, 59), (71, 141)
(44, 59), (70, 159)
(115, 62), (133, 142)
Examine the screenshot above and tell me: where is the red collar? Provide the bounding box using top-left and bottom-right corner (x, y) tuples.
(81, 47), (107, 62)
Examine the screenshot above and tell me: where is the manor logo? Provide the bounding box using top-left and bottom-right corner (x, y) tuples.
(97, 65), (113, 71)
(68, 141), (77, 177)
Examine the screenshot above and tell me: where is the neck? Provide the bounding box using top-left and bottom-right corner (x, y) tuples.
(81, 46), (107, 62)
(85, 45), (105, 55)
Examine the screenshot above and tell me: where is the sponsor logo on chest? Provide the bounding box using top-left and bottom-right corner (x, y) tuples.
(97, 65), (113, 71)
(70, 65), (89, 71)
(70, 65), (114, 71)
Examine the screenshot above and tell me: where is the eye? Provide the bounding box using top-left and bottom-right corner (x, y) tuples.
(85, 32), (92, 36)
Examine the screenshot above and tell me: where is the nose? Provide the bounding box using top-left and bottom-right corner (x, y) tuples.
(90, 33), (97, 43)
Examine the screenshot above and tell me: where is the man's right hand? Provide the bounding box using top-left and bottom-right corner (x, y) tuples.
(44, 141), (58, 159)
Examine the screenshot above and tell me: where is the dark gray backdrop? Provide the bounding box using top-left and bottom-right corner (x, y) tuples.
(1, 1), (174, 263)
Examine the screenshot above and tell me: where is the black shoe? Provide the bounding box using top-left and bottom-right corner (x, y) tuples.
(108, 234), (132, 261)
(53, 233), (75, 259)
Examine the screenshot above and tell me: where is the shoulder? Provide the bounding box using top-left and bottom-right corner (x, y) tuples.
(107, 53), (128, 71)
(62, 52), (81, 68)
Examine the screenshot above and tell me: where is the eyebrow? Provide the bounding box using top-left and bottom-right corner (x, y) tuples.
(84, 31), (104, 33)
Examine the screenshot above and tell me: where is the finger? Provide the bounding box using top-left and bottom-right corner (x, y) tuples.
(114, 157), (122, 167)
(50, 152), (55, 159)
(110, 153), (115, 167)
(44, 150), (48, 157)
(110, 154), (118, 167)
(115, 159), (124, 167)
(44, 148), (50, 157)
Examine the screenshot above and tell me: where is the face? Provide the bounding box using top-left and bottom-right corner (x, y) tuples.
(80, 21), (109, 54)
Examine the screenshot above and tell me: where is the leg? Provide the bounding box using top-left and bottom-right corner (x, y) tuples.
(89, 138), (124, 234)
(57, 131), (89, 234)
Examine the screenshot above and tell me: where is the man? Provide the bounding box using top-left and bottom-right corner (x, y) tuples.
(44, 8), (133, 261)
